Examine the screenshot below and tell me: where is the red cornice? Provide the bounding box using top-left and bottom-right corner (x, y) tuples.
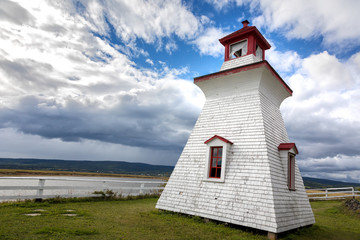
(278, 143), (299, 154)
(204, 135), (233, 144)
(193, 61), (293, 95)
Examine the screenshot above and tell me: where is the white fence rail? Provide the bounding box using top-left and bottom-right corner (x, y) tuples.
(0, 177), (166, 201)
(307, 187), (360, 200)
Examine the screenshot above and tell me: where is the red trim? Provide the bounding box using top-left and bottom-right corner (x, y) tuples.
(224, 44), (229, 61)
(194, 61), (293, 96)
(204, 135), (233, 144)
(247, 35), (255, 57)
(278, 143), (299, 154)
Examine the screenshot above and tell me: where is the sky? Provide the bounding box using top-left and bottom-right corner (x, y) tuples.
(0, 0), (360, 183)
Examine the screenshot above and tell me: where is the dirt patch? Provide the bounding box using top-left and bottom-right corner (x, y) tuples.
(24, 213), (41, 216)
(33, 209), (46, 212)
(344, 198), (360, 216)
(62, 214), (77, 217)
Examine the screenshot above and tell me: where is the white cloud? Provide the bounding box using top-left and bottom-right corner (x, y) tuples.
(282, 51), (360, 163)
(252, 0), (360, 47)
(74, 0), (201, 44)
(0, 0), (34, 25)
(192, 27), (230, 57)
(205, 0), (245, 11)
(145, 59), (154, 65)
(265, 39), (302, 74)
(277, 51), (360, 183)
(165, 41), (178, 54)
(0, 1), (205, 165)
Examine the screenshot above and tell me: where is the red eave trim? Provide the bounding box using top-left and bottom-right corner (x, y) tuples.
(219, 26), (256, 43)
(278, 143), (299, 154)
(194, 61), (293, 95)
(204, 135), (233, 144)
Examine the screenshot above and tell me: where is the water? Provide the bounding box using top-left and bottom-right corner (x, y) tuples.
(0, 176), (165, 202)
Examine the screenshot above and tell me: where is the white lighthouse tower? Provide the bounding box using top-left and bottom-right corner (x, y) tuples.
(156, 20), (315, 239)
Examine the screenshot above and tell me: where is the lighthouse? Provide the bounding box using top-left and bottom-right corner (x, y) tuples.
(156, 20), (315, 238)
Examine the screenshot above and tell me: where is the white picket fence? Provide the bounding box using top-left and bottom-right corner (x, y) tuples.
(0, 177), (166, 201)
(307, 187), (360, 200)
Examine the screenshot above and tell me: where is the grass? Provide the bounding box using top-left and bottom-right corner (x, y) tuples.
(0, 197), (359, 240)
(280, 200), (360, 240)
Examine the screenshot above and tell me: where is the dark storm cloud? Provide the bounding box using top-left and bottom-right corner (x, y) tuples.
(0, 89), (199, 151)
(285, 107), (360, 160)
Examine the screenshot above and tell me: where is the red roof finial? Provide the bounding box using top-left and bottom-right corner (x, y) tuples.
(242, 20), (249, 28)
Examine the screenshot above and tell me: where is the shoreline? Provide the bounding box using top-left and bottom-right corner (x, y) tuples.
(0, 169), (168, 180)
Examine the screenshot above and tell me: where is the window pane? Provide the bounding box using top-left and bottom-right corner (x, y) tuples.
(212, 147), (217, 156)
(216, 169), (221, 178)
(210, 168), (216, 177)
(218, 148), (222, 157)
(217, 159), (222, 167)
(230, 40), (248, 59)
(256, 45), (263, 59)
(212, 158), (217, 167)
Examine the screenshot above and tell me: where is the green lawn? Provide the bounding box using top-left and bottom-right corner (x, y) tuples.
(0, 198), (359, 240)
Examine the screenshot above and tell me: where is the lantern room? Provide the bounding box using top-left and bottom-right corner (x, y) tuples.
(219, 20), (271, 71)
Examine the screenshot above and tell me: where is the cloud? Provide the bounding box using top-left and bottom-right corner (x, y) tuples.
(265, 39), (302, 75)
(165, 41), (178, 54)
(299, 154), (360, 183)
(274, 50), (360, 183)
(0, 78), (202, 151)
(299, 154), (360, 173)
(0, 128), (178, 165)
(205, 0), (245, 11)
(252, 0), (360, 48)
(0, 1), (204, 157)
(66, 0), (201, 45)
(282, 51), (360, 162)
(192, 27), (230, 57)
(0, 0), (34, 25)
(145, 59), (154, 65)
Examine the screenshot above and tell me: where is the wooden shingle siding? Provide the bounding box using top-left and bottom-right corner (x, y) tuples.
(156, 65), (315, 233)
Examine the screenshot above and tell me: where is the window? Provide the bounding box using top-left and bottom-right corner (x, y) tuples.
(209, 147), (223, 178)
(278, 143), (298, 191)
(229, 40), (248, 59)
(204, 135), (233, 182)
(255, 44), (263, 59)
(288, 153), (296, 190)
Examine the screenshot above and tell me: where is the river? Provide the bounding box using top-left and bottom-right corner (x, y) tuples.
(0, 176), (165, 202)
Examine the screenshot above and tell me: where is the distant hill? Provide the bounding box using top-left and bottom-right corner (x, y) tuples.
(0, 158), (174, 177)
(1, 158), (359, 188)
(303, 177), (360, 189)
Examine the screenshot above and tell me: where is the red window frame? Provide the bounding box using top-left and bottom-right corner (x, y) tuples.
(288, 153), (296, 190)
(209, 146), (223, 178)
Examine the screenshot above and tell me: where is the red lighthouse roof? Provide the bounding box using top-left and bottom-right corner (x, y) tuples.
(278, 143), (299, 154)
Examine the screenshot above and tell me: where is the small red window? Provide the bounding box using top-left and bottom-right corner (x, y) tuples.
(209, 147), (223, 178)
